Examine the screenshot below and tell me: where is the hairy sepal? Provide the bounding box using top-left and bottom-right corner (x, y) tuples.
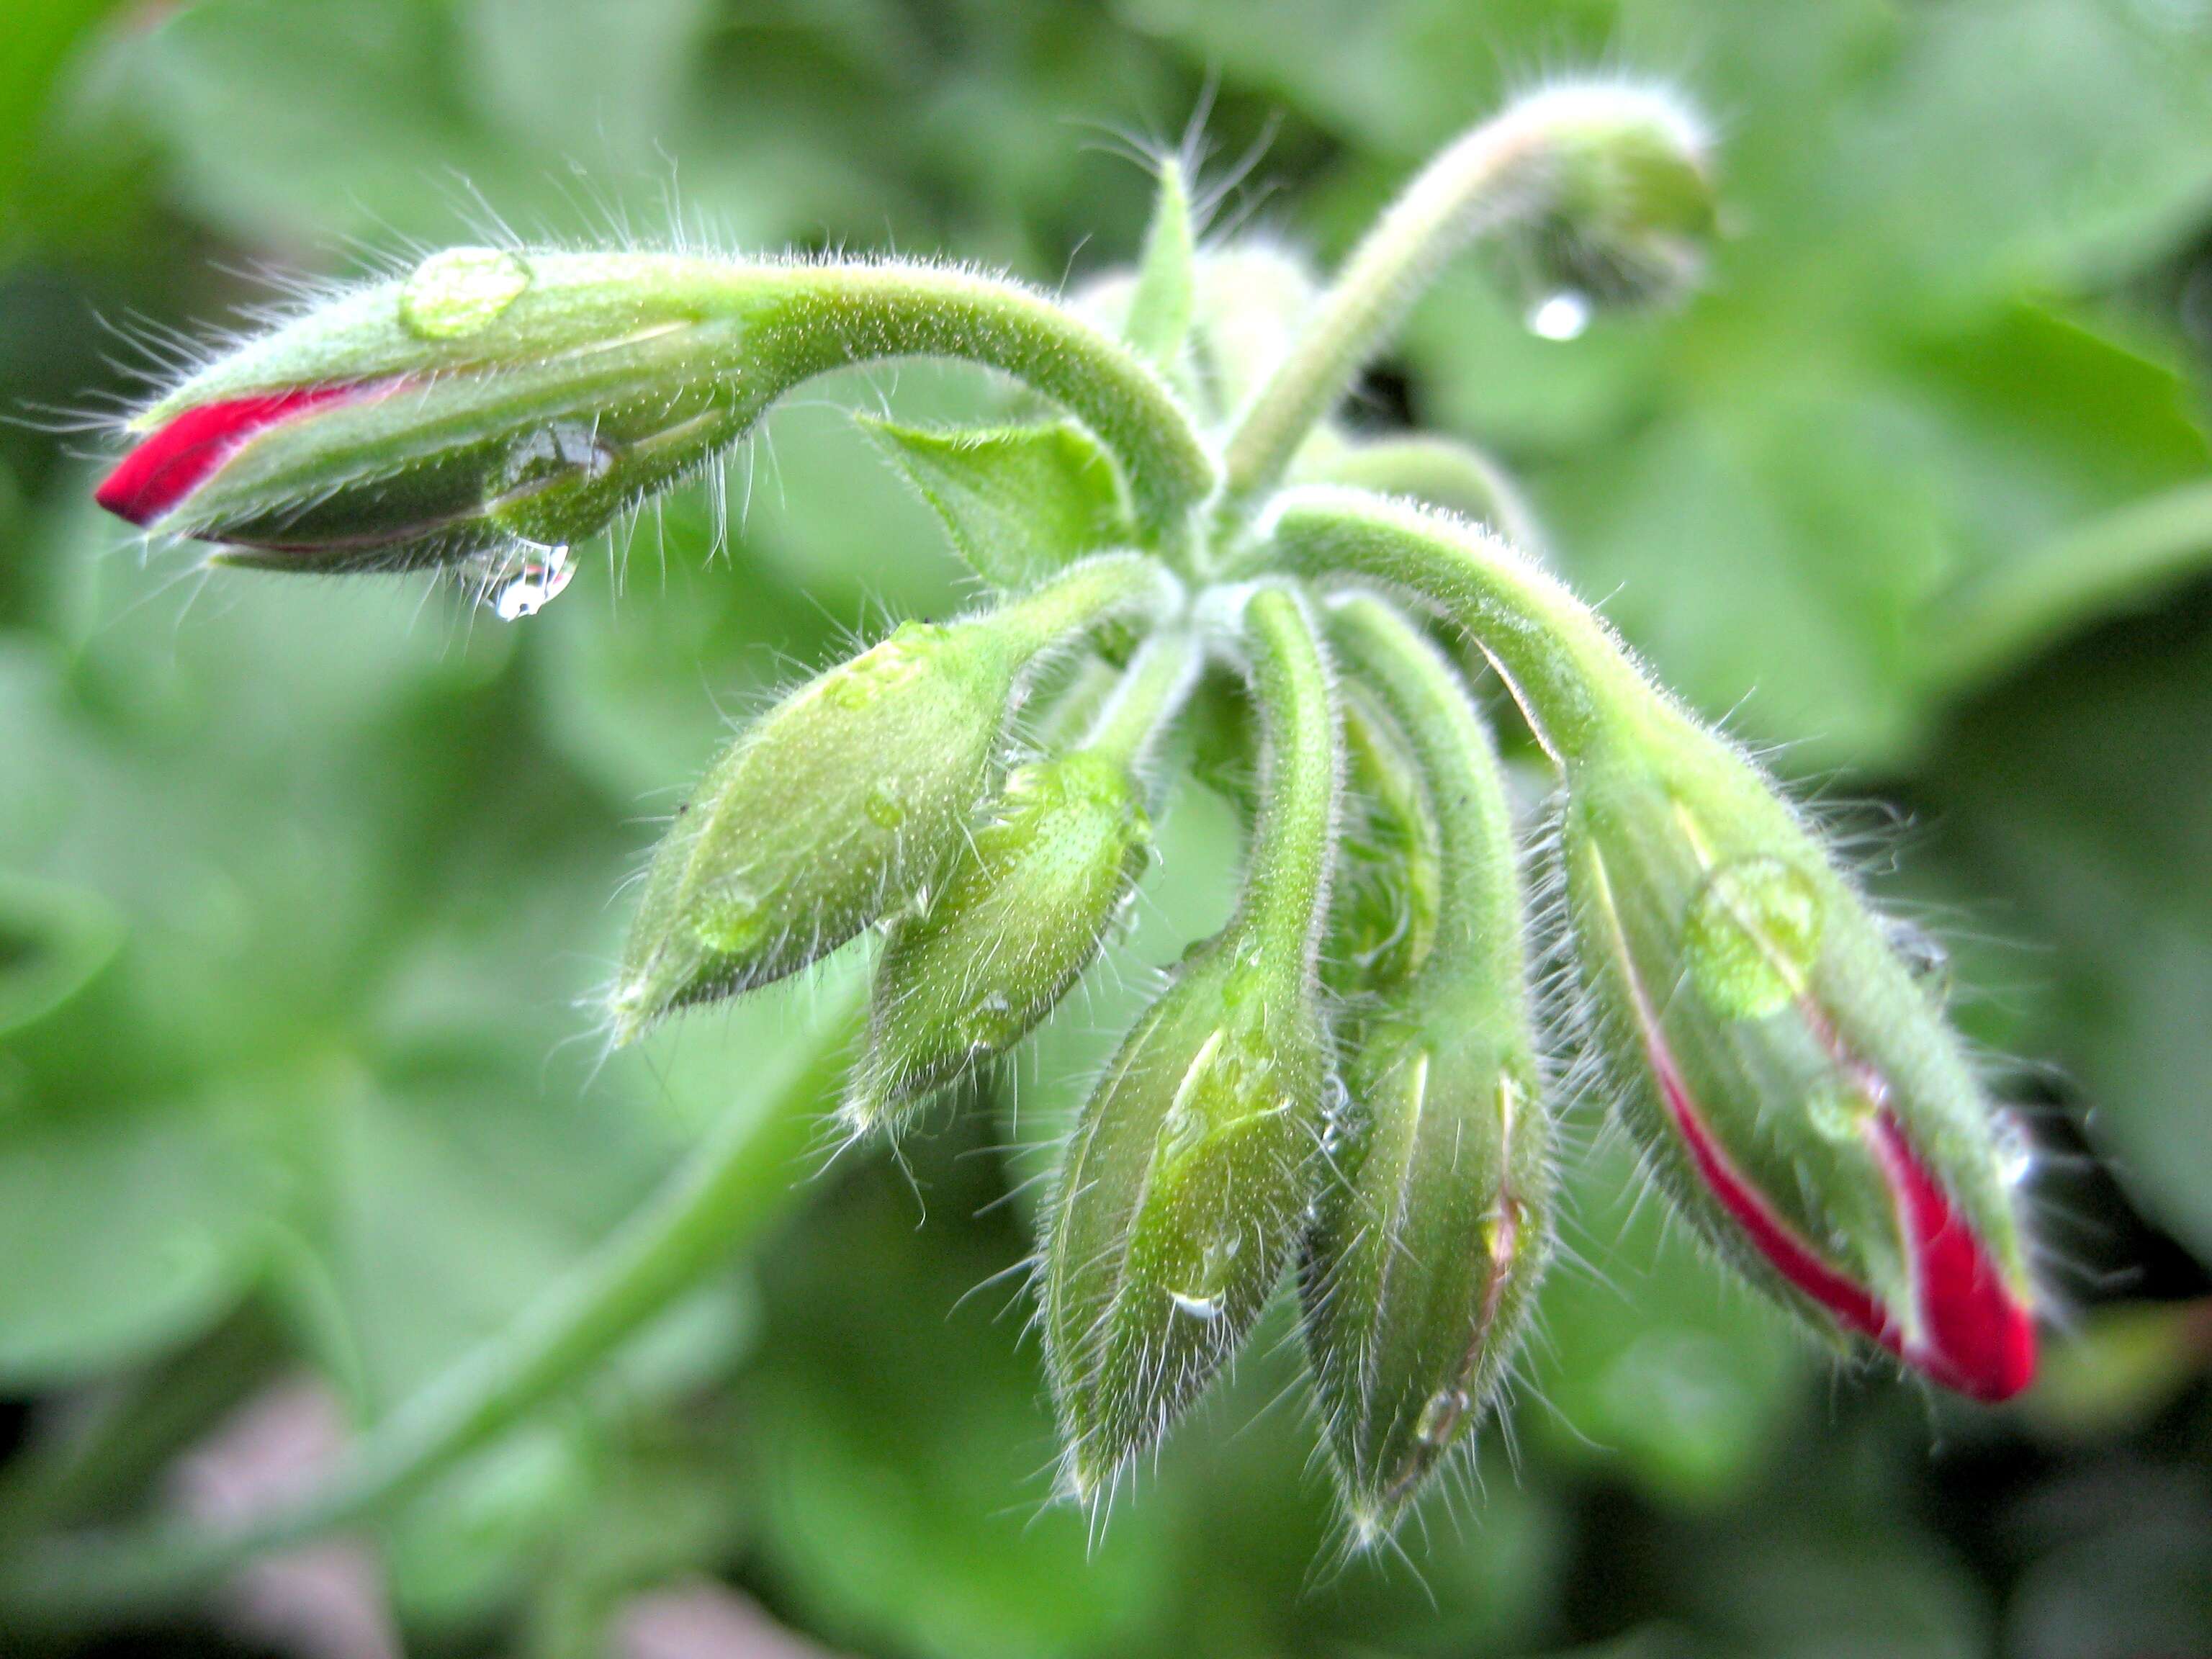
(1562, 711), (2037, 1401)
(845, 751), (1152, 1136)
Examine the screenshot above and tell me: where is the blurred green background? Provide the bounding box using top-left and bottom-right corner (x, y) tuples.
(4, 1), (2212, 1654)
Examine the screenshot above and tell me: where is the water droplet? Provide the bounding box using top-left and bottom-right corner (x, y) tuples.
(1525, 289), (1592, 341)
(1882, 915), (1954, 1004)
(499, 422), (619, 498)
(1413, 1388), (1470, 1444)
(961, 991), (1016, 1053)
(1683, 856), (1825, 1021)
(864, 787), (906, 829)
(1992, 1109), (2036, 1189)
(701, 888), (765, 952)
(400, 247), (532, 339)
(1169, 1290), (1222, 1321)
(493, 543), (576, 621)
(1806, 1074), (1873, 1143)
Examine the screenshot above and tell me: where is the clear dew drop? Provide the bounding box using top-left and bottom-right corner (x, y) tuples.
(863, 786), (907, 829)
(1413, 1388), (1470, 1445)
(1169, 1290), (1223, 1321)
(400, 247), (532, 340)
(1525, 289), (1592, 341)
(1683, 856), (1825, 1022)
(1992, 1109), (2036, 1189)
(493, 543), (576, 621)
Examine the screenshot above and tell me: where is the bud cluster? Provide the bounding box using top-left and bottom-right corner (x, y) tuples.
(102, 73), (2047, 1552)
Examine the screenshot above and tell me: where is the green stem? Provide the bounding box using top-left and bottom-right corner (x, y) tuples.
(1218, 109), (1548, 517)
(1123, 159), (1197, 369)
(1235, 587), (1342, 966)
(1268, 485), (1651, 765)
(1326, 594), (1521, 994)
(745, 262), (1215, 557)
(989, 552), (1182, 662)
(1083, 629), (1202, 775)
(1316, 433), (1548, 557)
(0, 986), (863, 1632)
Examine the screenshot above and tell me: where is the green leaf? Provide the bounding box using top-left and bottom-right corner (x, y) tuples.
(860, 416), (1133, 589)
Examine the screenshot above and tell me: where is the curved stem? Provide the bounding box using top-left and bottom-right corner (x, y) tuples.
(1218, 110), (1548, 518)
(1235, 587), (1342, 968)
(1326, 595), (1521, 993)
(988, 552), (1183, 662)
(1083, 629), (1202, 775)
(1316, 433), (1548, 557)
(0, 986), (863, 1632)
(740, 262), (1216, 557)
(1267, 485), (1653, 766)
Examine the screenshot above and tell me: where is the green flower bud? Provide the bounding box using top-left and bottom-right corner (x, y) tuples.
(1302, 598), (1550, 1540)
(1271, 492), (2036, 1403)
(99, 249), (1215, 575)
(613, 555), (1176, 1038)
(841, 636), (1198, 1136)
(1323, 683), (1442, 1002)
(1494, 78), (1717, 313)
(1042, 589), (1339, 1498)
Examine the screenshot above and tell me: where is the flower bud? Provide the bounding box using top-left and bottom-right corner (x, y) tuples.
(842, 751), (1152, 1136)
(1323, 684), (1443, 1002)
(1041, 588), (1338, 1498)
(613, 556), (1174, 1038)
(1040, 932), (1328, 1498)
(1302, 598), (1549, 1539)
(1495, 78), (1717, 313)
(1562, 713), (2038, 1401)
(99, 248), (1217, 573)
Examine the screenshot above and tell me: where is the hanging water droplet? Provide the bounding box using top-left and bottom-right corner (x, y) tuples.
(400, 247), (533, 339)
(1992, 1109), (2036, 1189)
(493, 543), (576, 621)
(1525, 289), (1592, 341)
(1169, 1290), (1223, 1321)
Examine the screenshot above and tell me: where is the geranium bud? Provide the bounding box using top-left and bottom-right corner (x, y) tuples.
(1303, 597), (1549, 1539)
(99, 247), (1217, 572)
(1563, 714), (2038, 1401)
(842, 636), (1195, 1136)
(613, 555), (1175, 1038)
(1268, 493), (2036, 1403)
(1323, 683), (1443, 1002)
(1042, 589), (1339, 1498)
(1493, 78), (1717, 312)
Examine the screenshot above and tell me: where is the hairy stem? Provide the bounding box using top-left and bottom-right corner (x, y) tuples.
(0, 987), (863, 1631)
(1268, 485), (1653, 765)
(1082, 629), (1202, 775)
(1218, 111), (1547, 518)
(1236, 586), (1343, 967)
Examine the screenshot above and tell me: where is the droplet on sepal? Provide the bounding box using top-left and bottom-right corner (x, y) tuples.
(1683, 855), (1825, 1020)
(1525, 290), (1592, 341)
(400, 247), (534, 339)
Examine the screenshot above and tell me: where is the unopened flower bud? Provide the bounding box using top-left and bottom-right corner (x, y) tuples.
(1303, 598), (1549, 1539)
(99, 248), (1216, 573)
(1323, 683), (1443, 1002)
(1493, 78), (1717, 312)
(1563, 712), (2038, 1400)
(843, 752), (1153, 1136)
(613, 555), (1175, 1038)
(1042, 589), (1339, 1498)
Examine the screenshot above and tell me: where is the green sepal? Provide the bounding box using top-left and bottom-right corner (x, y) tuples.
(844, 751), (1152, 1136)
(1122, 158), (1197, 368)
(1321, 683), (1442, 1004)
(860, 417), (1134, 590)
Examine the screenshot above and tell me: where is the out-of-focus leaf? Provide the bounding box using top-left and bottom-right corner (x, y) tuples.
(1922, 595), (2212, 1263)
(1529, 1135), (1805, 1506)
(0, 871), (122, 1035)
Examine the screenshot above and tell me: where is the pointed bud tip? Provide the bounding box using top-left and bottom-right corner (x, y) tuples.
(96, 383), (382, 530)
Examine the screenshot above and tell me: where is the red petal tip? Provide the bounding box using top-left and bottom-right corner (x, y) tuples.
(96, 384), (374, 528)
(1655, 1047), (2036, 1402)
